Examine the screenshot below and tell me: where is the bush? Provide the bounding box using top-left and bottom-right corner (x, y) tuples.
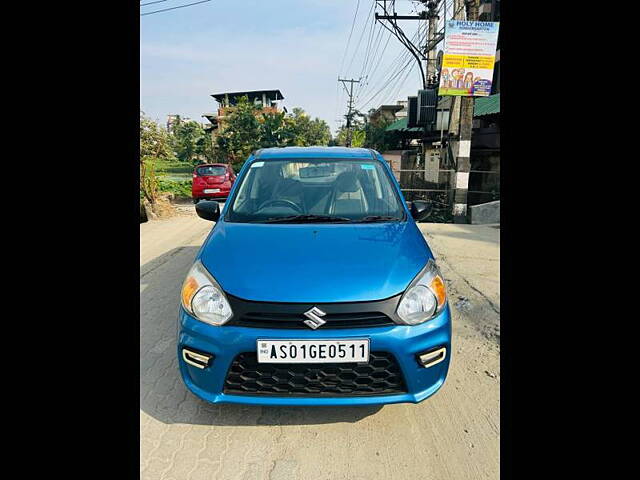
(157, 179), (192, 198)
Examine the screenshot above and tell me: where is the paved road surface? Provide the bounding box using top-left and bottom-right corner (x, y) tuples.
(140, 208), (500, 480)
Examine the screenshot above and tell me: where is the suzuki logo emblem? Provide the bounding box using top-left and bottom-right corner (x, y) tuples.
(303, 307), (327, 329)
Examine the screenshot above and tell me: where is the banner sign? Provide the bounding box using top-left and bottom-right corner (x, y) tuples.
(438, 20), (499, 97)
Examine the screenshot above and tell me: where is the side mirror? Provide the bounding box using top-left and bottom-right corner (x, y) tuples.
(409, 200), (432, 222)
(195, 201), (220, 222)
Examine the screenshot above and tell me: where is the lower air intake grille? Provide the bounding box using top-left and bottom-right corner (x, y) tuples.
(223, 352), (406, 396)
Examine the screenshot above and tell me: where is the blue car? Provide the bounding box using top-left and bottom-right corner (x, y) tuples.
(178, 147), (451, 406)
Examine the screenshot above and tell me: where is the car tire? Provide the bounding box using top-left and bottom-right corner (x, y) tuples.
(193, 198), (199, 204)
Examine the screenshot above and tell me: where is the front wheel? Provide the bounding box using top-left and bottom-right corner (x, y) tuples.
(193, 198), (199, 204)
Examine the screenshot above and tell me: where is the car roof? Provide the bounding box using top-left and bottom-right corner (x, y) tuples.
(195, 163), (229, 168)
(255, 147), (378, 160)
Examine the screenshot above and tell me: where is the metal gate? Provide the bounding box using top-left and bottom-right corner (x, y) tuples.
(390, 148), (500, 223)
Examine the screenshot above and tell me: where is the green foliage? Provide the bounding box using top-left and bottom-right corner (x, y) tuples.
(351, 129), (366, 147)
(153, 159), (193, 174)
(286, 108), (331, 146)
(196, 129), (217, 163)
(259, 111), (290, 147)
(140, 111), (173, 203)
(157, 179), (192, 198)
(216, 97), (332, 170)
(363, 117), (401, 152)
(140, 157), (159, 203)
(216, 96), (262, 164)
(171, 120), (209, 164)
(334, 114), (401, 152)
(140, 111), (172, 159)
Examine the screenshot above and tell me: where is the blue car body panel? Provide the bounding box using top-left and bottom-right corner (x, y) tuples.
(178, 304), (451, 406)
(199, 222), (431, 303)
(178, 147), (452, 406)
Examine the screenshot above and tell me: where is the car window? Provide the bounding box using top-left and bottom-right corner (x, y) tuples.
(227, 158), (405, 223)
(197, 166), (226, 176)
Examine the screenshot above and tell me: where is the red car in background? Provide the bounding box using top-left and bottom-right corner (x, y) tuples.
(192, 163), (236, 203)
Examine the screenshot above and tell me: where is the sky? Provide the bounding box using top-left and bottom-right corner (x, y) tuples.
(140, 0), (435, 134)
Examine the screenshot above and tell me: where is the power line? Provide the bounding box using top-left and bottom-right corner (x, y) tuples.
(338, 0), (362, 75)
(356, 56), (413, 111)
(358, 27), (393, 97)
(357, 9), (378, 82)
(140, 0), (211, 16)
(384, 58), (416, 105)
(344, 0), (375, 76)
(375, 0), (427, 88)
(358, 17), (384, 89)
(141, 0), (170, 6)
(356, 22), (421, 102)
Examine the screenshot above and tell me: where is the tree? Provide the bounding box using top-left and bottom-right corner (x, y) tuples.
(216, 97), (331, 169)
(259, 111), (290, 148)
(363, 117), (400, 152)
(172, 120), (207, 164)
(334, 124), (365, 147)
(334, 112), (400, 152)
(196, 130), (217, 163)
(140, 111), (172, 159)
(140, 111), (172, 203)
(286, 108), (331, 146)
(215, 96), (262, 165)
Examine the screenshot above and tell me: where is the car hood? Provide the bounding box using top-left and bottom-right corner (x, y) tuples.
(198, 220), (432, 303)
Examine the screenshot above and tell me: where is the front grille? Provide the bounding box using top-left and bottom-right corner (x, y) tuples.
(223, 352), (406, 396)
(228, 311), (395, 329)
(224, 294), (402, 329)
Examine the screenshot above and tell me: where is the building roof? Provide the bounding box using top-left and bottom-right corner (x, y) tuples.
(371, 104), (403, 115)
(385, 117), (423, 133)
(211, 89), (284, 102)
(474, 93), (500, 117)
(255, 146), (377, 159)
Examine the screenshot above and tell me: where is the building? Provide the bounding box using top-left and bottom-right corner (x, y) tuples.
(167, 114), (181, 132)
(202, 89), (285, 138)
(368, 104), (404, 126)
(379, 90), (500, 212)
(469, 93), (500, 205)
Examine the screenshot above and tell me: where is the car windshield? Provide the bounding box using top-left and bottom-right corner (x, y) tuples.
(197, 166), (226, 176)
(226, 158), (406, 223)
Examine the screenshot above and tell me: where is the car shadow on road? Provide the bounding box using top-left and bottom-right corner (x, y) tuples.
(140, 246), (383, 427)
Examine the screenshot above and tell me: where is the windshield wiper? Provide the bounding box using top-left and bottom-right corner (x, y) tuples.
(351, 215), (403, 223)
(262, 214), (352, 223)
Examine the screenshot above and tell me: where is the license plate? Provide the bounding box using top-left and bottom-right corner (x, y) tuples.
(203, 188), (220, 193)
(257, 339), (369, 364)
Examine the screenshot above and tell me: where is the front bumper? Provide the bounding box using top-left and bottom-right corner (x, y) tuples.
(177, 304), (451, 406)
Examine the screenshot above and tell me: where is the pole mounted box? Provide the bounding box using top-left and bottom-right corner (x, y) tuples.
(417, 88), (438, 126)
(407, 96), (418, 128)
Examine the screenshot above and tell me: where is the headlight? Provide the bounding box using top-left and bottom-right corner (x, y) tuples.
(396, 259), (447, 325)
(180, 260), (233, 326)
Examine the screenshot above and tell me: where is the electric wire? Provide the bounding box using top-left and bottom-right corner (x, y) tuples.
(338, 0), (362, 76)
(141, 0), (211, 16)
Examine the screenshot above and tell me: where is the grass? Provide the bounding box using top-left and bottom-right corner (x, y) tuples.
(154, 158), (194, 175)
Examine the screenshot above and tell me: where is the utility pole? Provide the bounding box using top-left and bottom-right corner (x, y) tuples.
(447, 0), (465, 139)
(376, 1), (440, 175)
(375, 1), (428, 89)
(425, 1), (440, 84)
(423, 1), (440, 187)
(451, 0), (479, 223)
(338, 77), (360, 147)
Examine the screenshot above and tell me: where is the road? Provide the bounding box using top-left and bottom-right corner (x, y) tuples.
(140, 208), (500, 480)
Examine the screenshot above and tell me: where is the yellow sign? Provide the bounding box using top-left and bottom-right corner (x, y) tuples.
(438, 21), (500, 97)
